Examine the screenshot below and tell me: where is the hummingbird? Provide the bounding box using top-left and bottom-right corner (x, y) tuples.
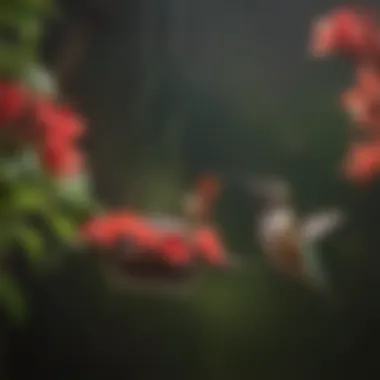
(249, 177), (345, 291)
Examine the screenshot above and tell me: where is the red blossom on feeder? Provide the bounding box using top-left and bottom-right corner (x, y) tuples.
(159, 233), (191, 266)
(80, 212), (160, 250)
(81, 212), (227, 267)
(192, 226), (227, 266)
(81, 174), (228, 269)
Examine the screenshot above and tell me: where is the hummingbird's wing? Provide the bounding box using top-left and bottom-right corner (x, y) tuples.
(299, 209), (345, 244)
(298, 209), (345, 292)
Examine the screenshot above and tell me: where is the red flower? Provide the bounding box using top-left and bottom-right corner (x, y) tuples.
(343, 141), (380, 182)
(340, 86), (380, 129)
(33, 98), (85, 177)
(81, 212), (136, 246)
(80, 217), (119, 247)
(82, 211), (230, 269)
(0, 81), (29, 125)
(40, 144), (83, 177)
(356, 65), (380, 97)
(159, 233), (190, 266)
(193, 226), (226, 265)
(125, 219), (161, 251)
(309, 7), (380, 61)
(34, 99), (84, 141)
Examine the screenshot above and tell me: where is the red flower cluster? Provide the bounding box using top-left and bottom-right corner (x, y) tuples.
(80, 212), (160, 250)
(309, 7), (380, 61)
(192, 226), (225, 265)
(80, 211), (227, 268)
(33, 98), (84, 177)
(0, 80), (84, 177)
(310, 6), (380, 182)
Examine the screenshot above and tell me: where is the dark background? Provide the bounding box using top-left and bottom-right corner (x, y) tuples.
(5, 0), (380, 378)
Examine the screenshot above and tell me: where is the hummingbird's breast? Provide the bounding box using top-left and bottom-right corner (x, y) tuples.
(259, 207), (303, 275)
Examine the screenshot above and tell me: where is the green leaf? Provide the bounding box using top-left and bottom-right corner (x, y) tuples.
(0, 0), (53, 18)
(12, 186), (44, 212)
(0, 273), (27, 325)
(15, 224), (44, 261)
(44, 210), (77, 242)
(0, 157), (24, 181)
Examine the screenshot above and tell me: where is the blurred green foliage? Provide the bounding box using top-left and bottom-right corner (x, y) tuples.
(0, 0), (95, 327)
(0, 0), (54, 78)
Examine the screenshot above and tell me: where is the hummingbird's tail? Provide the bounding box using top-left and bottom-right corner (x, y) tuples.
(301, 242), (330, 292)
(300, 243), (343, 309)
